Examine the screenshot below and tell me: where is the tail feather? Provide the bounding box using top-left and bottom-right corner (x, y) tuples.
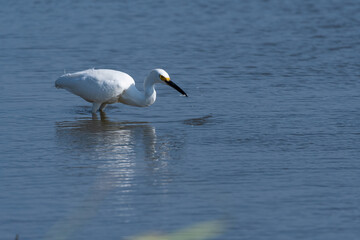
(55, 80), (62, 89)
(55, 73), (73, 89)
(55, 77), (64, 89)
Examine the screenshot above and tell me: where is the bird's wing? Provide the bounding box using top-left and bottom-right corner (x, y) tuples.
(55, 69), (135, 103)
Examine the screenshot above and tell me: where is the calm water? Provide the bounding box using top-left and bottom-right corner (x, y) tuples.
(1, 0), (360, 239)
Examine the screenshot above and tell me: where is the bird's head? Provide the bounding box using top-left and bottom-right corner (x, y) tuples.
(151, 69), (188, 97)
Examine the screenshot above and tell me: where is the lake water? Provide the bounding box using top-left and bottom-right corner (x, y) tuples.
(1, 0), (360, 239)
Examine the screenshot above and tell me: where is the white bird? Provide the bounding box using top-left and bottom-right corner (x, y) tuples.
(55, 68), (187, 114)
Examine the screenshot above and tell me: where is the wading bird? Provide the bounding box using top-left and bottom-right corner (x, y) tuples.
(55, 68), (187, 114)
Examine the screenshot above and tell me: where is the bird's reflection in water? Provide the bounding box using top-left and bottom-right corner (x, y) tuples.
(50, 112), (183, 239)
(55, 112), (173, 187)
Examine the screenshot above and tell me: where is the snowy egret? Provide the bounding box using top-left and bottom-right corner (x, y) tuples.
(55, 68), (187, 113)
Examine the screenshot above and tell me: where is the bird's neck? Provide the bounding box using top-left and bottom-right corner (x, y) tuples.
(118, 75), (157, 107)
(143, 77), (156, 106)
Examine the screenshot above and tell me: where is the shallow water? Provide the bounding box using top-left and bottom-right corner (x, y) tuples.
(1, 0), (360, 239)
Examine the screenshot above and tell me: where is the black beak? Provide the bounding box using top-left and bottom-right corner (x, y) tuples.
(166, 80), (188, 97)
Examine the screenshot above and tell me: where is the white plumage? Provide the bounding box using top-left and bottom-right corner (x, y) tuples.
(55, 68), (187, 114)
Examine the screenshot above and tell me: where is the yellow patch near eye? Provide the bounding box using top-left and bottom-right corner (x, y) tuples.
(160, 75), (170, 81)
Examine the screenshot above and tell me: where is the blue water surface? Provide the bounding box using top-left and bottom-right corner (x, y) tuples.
(1, 1), (360, 239)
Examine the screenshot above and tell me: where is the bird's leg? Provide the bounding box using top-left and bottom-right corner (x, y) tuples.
(99, 103), (108, 112)
(92, 112), (98, 120)
(92, 102), (101, 114)
(99, 111), (107, 121)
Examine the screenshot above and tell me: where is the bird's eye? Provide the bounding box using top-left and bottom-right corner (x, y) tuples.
(159, 75), (169, 81)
